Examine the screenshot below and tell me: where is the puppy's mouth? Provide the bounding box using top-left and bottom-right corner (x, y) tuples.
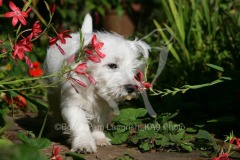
(124, 84), (139, 100)
(96, 83), (140, 102)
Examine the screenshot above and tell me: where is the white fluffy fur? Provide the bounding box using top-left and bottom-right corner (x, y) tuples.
(44, 14), (150, 153)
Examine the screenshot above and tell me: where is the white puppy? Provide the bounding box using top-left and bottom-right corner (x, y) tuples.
(44, 14), (150, 153)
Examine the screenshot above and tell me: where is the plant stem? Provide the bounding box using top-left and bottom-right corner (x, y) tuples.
(38, 110), (48, 139)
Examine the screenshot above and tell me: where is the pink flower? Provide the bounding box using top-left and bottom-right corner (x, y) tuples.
(91, 34), (105, 58)
(86, 74), (96, 85)
(88, 55), (101, 63)
(85, 34), (105, 63)
(25, 56), (33, 69)
(4, 1), (31, 26)
(73, 63), (97, 85)
(68, 54), (76, 64)
(134, 71), (151, 89)
(13, 39), (32, 60)
(13, 36), (33, 68)
(51, 4), (56, 14)
(49, 30), (72, 46)
(213, 150), (231, 160)
(49, 30), (72, 55)
(74, 63), (87, 74)
(230, 137), (240, 149)
(51, 145), (62, 160)
(72, 78), (87, 87)
(68, 62), (97, 92)
(0, 39), (6, 53)
(55, 43), (65, 55)
(31, 21), (42, 38)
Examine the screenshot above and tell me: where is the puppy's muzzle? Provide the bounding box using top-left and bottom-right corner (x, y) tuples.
(125, 84), (136, 94)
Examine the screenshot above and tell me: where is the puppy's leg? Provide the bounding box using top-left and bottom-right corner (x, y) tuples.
(92, 126), (111, 146)
(62, 105), (97, 153)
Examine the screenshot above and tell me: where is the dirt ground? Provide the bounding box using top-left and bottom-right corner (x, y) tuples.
(3, 113), (240, 160)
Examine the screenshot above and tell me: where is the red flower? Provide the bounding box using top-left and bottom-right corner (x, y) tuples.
(134, 71), (151, 89)
(68, 54), (76, 64)
(88, 55), (101, 63)
(25, 56), (33, 69)
(55, 43), (65, 55)
(5, 95), (27, 109)
(213, 150), (231, 160)
(72, 62), (96, 87)
(51, 145), (62, 160)
(85, 34), (105, 63)
(91, 34), (106, 58)
(49, 30), (72, 46)
(86, 74), (96, 85)
(51, 4), (56, 14)
(4, 1), (31, 26)
(31, 21), (42, 38)
(29, 61), (43, 77)
(49, 30), (72, 55)
(74, 63), (87, 74)
(0, 0), (2, 7)
(230, 137), (240, 149)
(0, 39), (6, 53)
(72, 78), (87, 87)
(13, 36), (33, 68)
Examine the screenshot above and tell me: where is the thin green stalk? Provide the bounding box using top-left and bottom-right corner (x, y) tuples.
(0, 73), (59, 85)
(0, 85), (56, 92)
(38, 110), (48, 139)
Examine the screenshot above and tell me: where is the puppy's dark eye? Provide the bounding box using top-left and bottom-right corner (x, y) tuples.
(108, 63), (118, 69)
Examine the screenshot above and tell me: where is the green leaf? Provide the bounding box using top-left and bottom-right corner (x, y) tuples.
(221, 77), (232, 81)
(0, 139), (12, 147)
(207, 116), (236, 123)
(44, 1), (50, 12)
(17, 133), (51, 149)
(195, 130), (213, 140)
(168, 0), (185, 42)
(65, 152), (85, 160)
(153, 20), (181, 63)
(169, 130), (185, 142)
(186, 127), (197, 133)
(137, 129), (156, 139)
(155, 135), (171, 147)
(139, 141), (151, 151)
(180, 143), (193, 152)
(106, 131), (129, 144)
(113, 108), (147, 125)
(206, 63), (224, 72)
(0, 144), (48, 160)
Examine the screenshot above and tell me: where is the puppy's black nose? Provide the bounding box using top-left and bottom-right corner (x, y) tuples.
(125, 84), (135, 94)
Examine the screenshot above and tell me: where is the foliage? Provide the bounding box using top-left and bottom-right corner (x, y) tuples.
(151, 63), (232, 97)
(0, 132), (50, 160)
(106, 108), (218, 153)
(147, 0), (240, 88)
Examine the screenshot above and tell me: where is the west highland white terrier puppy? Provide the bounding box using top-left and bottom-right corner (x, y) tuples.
(44, 14), (150, 153)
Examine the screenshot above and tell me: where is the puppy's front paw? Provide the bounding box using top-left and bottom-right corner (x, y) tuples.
(71, 138), (97, 154)
(92, 130), (111, 146)
(95, 137), (111, 146)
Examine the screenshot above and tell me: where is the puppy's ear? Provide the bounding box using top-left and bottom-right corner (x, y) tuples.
(81, 14), (93, 34)
(134, 40), (150, 60)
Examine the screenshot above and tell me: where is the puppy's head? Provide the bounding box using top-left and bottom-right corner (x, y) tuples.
(82, 14), (150, 101)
